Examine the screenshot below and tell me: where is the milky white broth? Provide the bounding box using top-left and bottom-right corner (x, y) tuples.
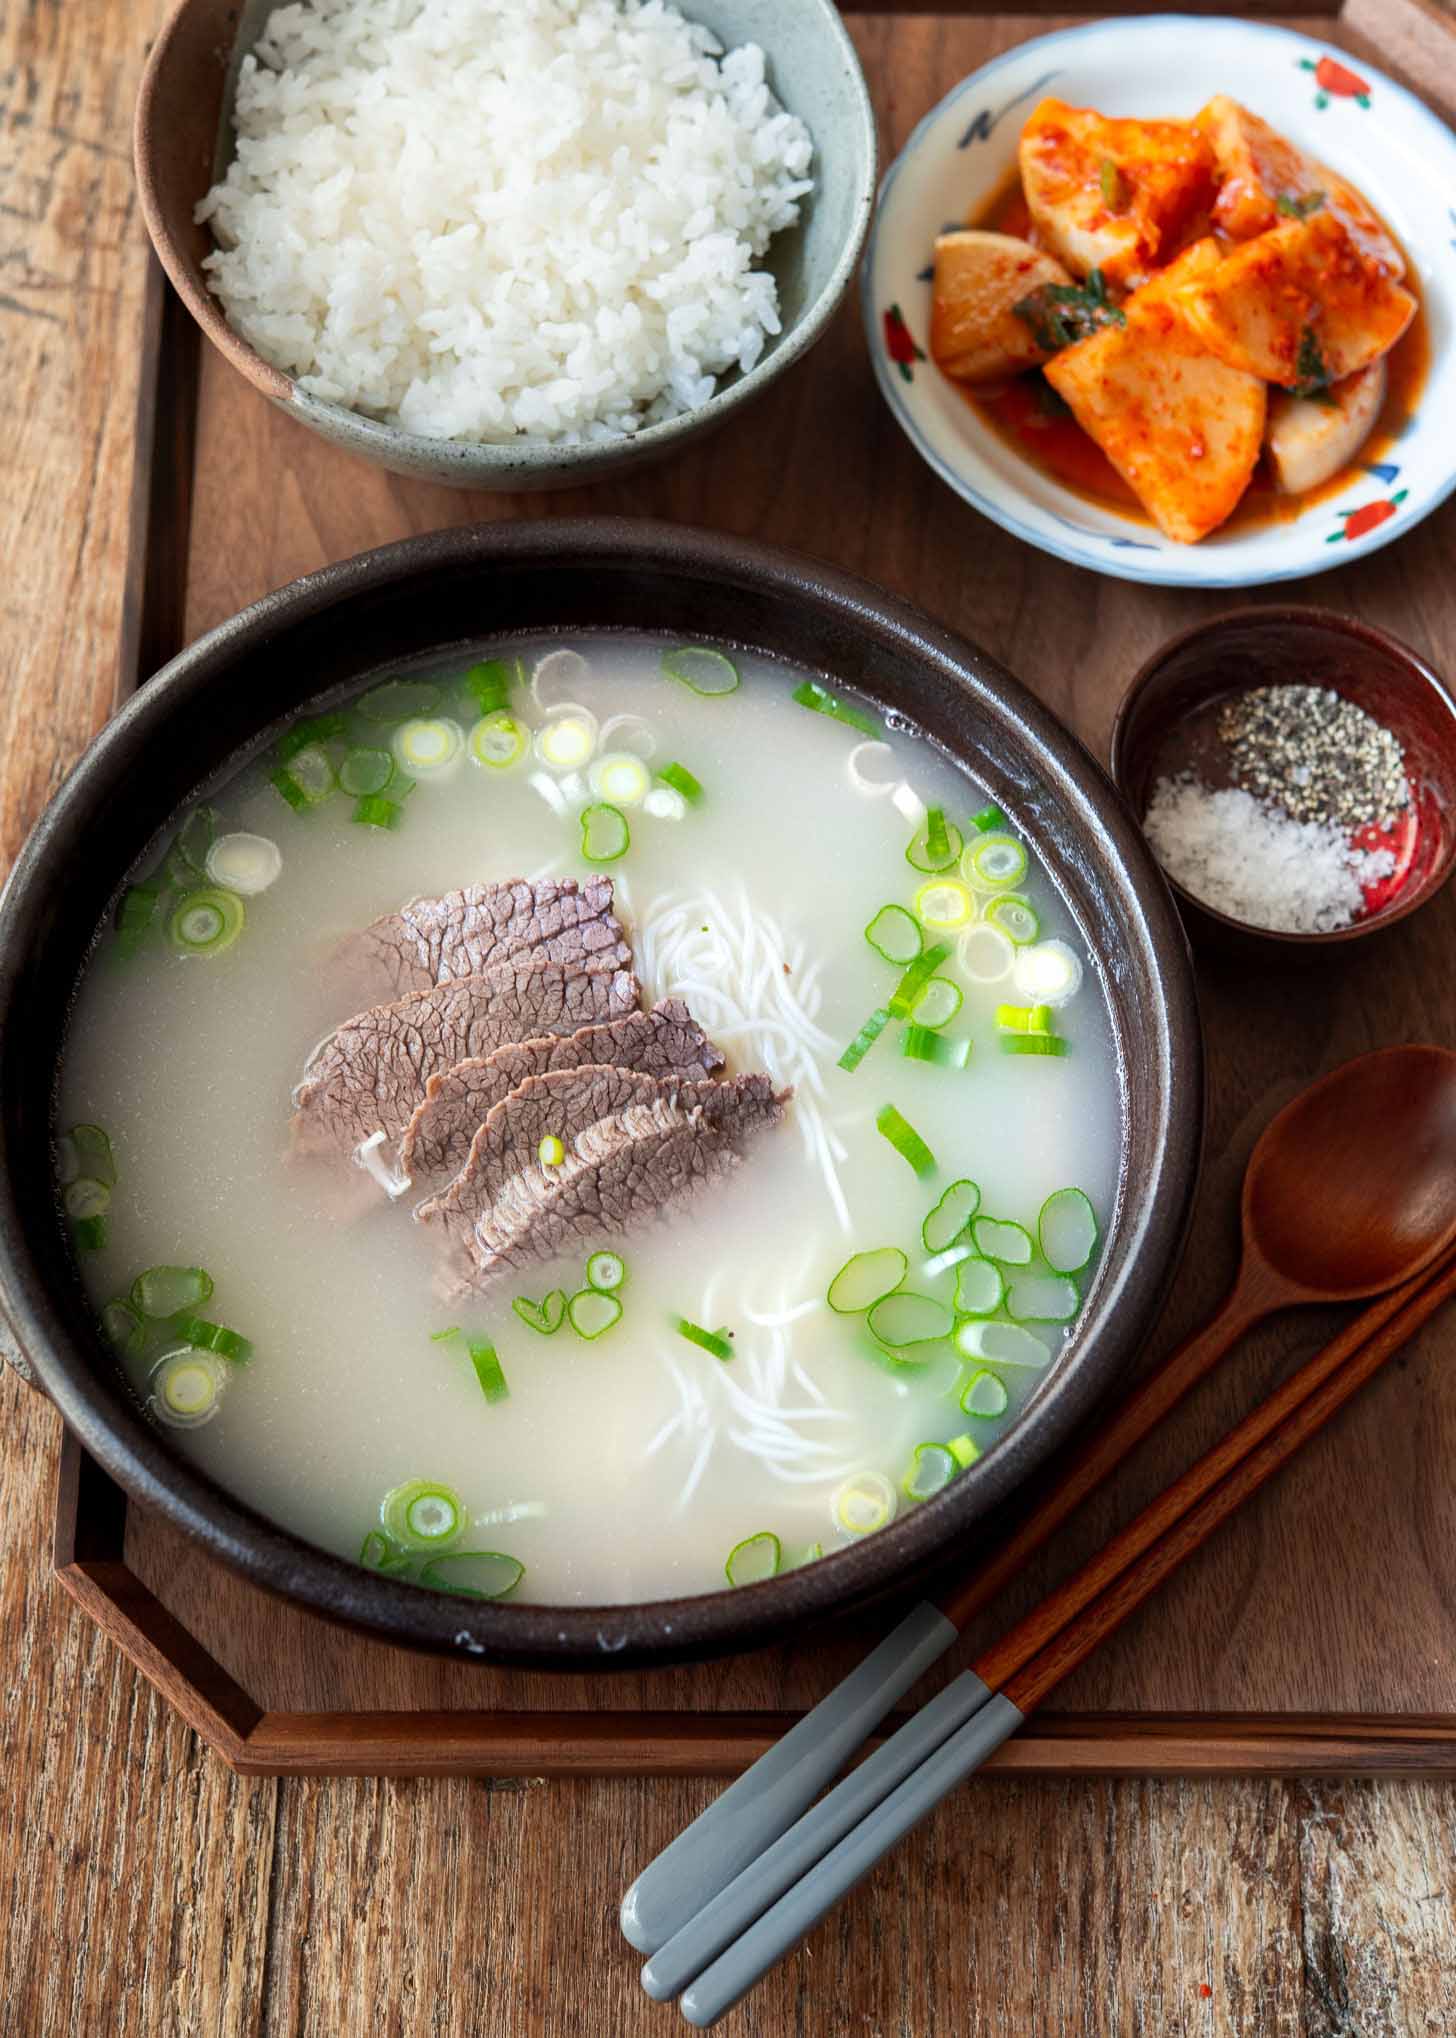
(58, 638), (1121, 1606)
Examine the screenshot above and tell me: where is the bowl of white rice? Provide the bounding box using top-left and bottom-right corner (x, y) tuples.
(135, 0), (876, 488)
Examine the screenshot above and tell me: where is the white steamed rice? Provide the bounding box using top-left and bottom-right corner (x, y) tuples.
(196, 0), (814, 444)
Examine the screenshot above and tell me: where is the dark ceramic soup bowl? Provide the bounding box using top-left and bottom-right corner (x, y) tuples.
(0, 521), (1201, 1668)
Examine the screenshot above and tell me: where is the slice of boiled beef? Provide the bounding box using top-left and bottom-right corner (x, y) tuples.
(291, 956), (639, 1159)
(398, 998), (726, 1181)
(416, 1067), (787, 1287)
(332, 876), (629, 1009)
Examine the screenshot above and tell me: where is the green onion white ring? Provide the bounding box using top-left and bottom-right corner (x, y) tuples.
(587, 751), (651, 807)
(956, 923), (1015, 984)
(534, 707), (599, 772)
(891, 782), (926, 828)
(469, 712), (529, 770)
(150, 1348), (226, 1429)
(169, 888), (245, 958)
(382, 1478), (465, 1551)
(831, 1470), (897, 1538)
(962, 831), (1029, 892)
(205, 832), (282, 896)
(64, 1179), (110, 1220)
(914, 878), (977, 931)
(531, 648), (591, 712)
(598, 713), (657, 760)
(1012, 939), (1084, 1008)
(393, 717), (464, 779)
(846, 741), (898, 798)
(643, 786), (688, 821)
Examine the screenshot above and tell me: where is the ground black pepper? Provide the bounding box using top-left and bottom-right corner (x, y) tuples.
(1217, 685), (1408, 832)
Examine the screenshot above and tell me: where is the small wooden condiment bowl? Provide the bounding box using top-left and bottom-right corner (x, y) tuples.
(1110, 606), (1456, 951)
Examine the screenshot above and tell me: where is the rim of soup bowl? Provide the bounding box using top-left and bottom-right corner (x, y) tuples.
(0, 519), (1202, 1667)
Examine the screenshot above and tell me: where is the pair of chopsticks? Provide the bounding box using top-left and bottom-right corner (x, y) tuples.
(629, 1241), (1456, 2027)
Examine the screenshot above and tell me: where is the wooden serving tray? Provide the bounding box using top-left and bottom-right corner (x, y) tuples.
(62, 0), (1456, 1777)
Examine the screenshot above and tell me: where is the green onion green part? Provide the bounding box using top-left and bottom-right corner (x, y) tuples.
(953, 1255), (1005, 1318)
(947, 1433), (981, 1469)
(995, 1002), (1054, 1034)
(101, 1297), (146, 1359)
(270, 744), (337, 811)
(358, 679), (444, 724)
(511, 1290), (567, 1336)
(664, 646), (741, 697)
(827, 1246), (907, 1315)
(887, 944), (950, 1020)
(656, 762), (704, 805)
(352, 794), (402, 830)
(1006, 1273), (1080, 1325)
(906, 813), (965, 875)
(276, 713), (346, 765)
(580, 802), (630, 864)
(115, 881), (163, 945)
(911, 977), (963, 1029)
(875, 1104), (936, 1178)
(902, 1441), (957, 1502)
(913, 880), (976, 933)
(962, 831), (1029, 892)
(864, 904), (922, 967)
(567, 1288), (622, 1340)
(360, 1529), (411, 1574)
(173, 1316), (253, 1364)
(585, 1251), (626, 1293)
(420, 1550), (524, 1599)
(985, 894), (1040, 946)
(960, 1368), (1010, 1419)
(970, 802), (1008, 833)
(901, 1028), (972, 1069)
(339, 747), (395, 796)
(469, 711), (529, 770)
(169, 888), (245, 958)
(867, 1290), (954, 1349)
(381, 1478), (465, 1550)
(675, 1317), (733, 1362)
(1038, 1187), (1099, 1276)
(837, 1007), (892, 1073)
(725, 1531), (781, 1586)
(921, 1180), (981, 1254)
(68, 1123), (117, 1189)
(73, 1215), (107, 1252)
(970, 1217), (1034, 1266)
(469, 1337), (510, 1403)
(791, 679), (881, 739)
(1000, 1034), (1068, 1058)
(132, 1265), (215, 1319)
(461, 658), (514, 716)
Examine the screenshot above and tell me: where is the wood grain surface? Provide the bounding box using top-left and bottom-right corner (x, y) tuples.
(5, 2), (1456, 2032)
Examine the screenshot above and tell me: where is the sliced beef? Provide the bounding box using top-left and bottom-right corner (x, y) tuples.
(333, 876), (629, 1008)
(291, 956), (639, 1159)
(398, 998), (725, 1181)
(417, 1067), (786, 1287)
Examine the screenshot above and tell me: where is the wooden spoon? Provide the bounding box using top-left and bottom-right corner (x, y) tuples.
(622, 1044), (1456, 1958)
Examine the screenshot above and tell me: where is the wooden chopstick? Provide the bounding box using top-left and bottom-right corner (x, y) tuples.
(671, 1243), (1456, 2027)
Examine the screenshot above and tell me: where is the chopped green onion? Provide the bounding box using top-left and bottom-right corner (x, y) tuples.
(970, 1217), (1034, 1266)
(276, 713), (347, 764)
(1012, 939), (1084, 1008)
(969, 803), (1007, 833)
(956, 925), (1016, 984)
(352, 794), (402, 830)
(867, 1291), (954, 1349)
(864, 904), (922, 967)
(393, 718), (463, 777)
(579, 802), (630, 864)
(169, 888), (245, 958)
(469, 711), (529, 770)
(420, 1550), (524, 1599)
(461, 658), (516, 715)
(132, 1265), (215, 1319)
(101, 1297), (145, 1359)
(205, 833), (282, 896)
(150, 1348), (225, 1427)
(887, 943), (950, 1020)
(906, 812), (964, 874)
(567, 1288), (622, 1340)
(855, 1338), (932, 1383)
(875, 1104), (936, 1178)
(115, 881), (163, 944)
(922, 1180), (980, 1254)
(837, 1007), (892, 1073)
(655, 762), (704, 805)
(1000, 1034), (1069, 1058)
(468, 1337), (510, 1402)
(359, 1529), (413, 1575)
(913, 879), (976, 933)
(1006, 1273), (1080, 1324)
(985, 894), (1040, 946)
(995, 1002), (1054, 1034)
(832, 1471), (897, 1537)
(72, 1215), (107, 1252)
(270, 743), (336, 810)
(538, 1134), (565, 1168)
(960, 1368), (1009, 1419)
(358, 679), (443, 724)
(339, 747), (395, 796)
(947, 1433), (981, 1469)
(954, 1320), (1051, 1368)
(585, 1251), (626, 1293)
(911, 977), (963, 1029)
(643, 786), (688, 822)
(381, 1478), (464, 1550)
(169, 806), (219, 881)
(962, 831), (1029, 892)
(269, 769), (310, 814)
(1039, 1187), (1099, 1276)
(791, 679), (880, 739)
(536, 710), (599, 772)
(664, 646), (741, 697)
(512, 1290), (566, 1335)
(902, 1442), (957, 1502)
(725, 1530), (781, 1586)
(588, 752), (652, 807)
(953, 1255), (1005, 1317)
(901, 1028), (972, 1069)
(172, 1316), (253, 1364)
(827, 1246), (907, 1315)
(67, 1124), (117, 1188)
(792, 1542), (825, 1569)
(431, 1326), (461, 1344)
(676, 1317), (733, 1361)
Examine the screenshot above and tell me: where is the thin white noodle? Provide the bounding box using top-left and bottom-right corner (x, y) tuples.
(742, 1297), (823, 1328)
(676, 1429), (715, 1511)
(792, 1361), (827, 1406)
(643, 1413), (684, 1460)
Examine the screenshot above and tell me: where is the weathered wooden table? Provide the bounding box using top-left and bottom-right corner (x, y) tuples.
(4, 2), (1456, 2031)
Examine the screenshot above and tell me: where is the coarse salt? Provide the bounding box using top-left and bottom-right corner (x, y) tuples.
(1142, 776), (1396, 934)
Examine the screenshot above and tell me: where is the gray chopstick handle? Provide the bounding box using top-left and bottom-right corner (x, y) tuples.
(619, 1599), (956, 1954)
(641, 1667), (992, 2002)
(679, 1691), (1026, 2029)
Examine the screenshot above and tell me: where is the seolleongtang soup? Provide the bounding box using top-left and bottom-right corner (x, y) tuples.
(57, 640), (1119, 1605)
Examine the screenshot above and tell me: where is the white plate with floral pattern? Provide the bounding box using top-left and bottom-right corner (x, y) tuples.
(862, 14), (1456, 587)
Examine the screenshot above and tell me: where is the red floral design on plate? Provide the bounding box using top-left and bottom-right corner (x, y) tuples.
(883, 303), (926, 383)
(1299, 53), (1371, 109)
(1327, 487), (1407, 544)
